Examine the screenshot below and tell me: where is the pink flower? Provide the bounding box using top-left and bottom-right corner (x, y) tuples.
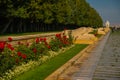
(8, 37), (13, 42)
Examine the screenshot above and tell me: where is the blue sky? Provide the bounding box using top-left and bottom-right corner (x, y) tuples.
(86, 0), (120, 26)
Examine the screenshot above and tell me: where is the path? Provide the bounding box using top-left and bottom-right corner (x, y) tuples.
(71, 32), (110, 80)
(58, 31), (110, 80)
(93, 32), (120, 80)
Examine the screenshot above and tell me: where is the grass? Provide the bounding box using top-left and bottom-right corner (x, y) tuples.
(13, 44), (88, 80)
(112, 30), (120, 35)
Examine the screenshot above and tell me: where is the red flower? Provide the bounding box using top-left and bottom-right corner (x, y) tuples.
(47, 45), (51, 49)
(17, 52), (22, 56)
(26, 43), (29, 46)
(0, 41), (6, 52)
(7, 44), (12, 48)
(44, 41), (48, 45)
(7, 43), (14, 51)
(33, 48), (37, 53)
(56, 34), (61, 38)
(21, 54), (27, 59)
(63, 35), (67, 39)
(8, 37), (13, 42)
(39, 38), (43, 42)
(36, 38), (39, 43)
(10, 47), (14, 51)
(18, 41), (21, 45)
(43, 38), (46, 42)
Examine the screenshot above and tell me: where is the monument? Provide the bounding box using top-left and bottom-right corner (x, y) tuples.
(104, 20), (110, 32)
(105, 20), (110, 27)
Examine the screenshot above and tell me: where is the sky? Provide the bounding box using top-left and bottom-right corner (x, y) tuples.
(86, 0), (120, 26)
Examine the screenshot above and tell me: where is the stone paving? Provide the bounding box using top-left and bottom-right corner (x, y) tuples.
(93, 31), (120, 80)
(71, 32), (111, 80)
(57, 31), (110, 80)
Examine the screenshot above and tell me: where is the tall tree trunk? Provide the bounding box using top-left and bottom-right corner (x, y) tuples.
(10, 25), (13, 33)
(1, 19), (13, 34)
(17, 19), (22, 33)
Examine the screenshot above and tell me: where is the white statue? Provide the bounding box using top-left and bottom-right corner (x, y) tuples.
(105, 20), (110, 27)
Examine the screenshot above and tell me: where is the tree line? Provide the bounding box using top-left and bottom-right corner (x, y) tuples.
(0, 0), (103, 34)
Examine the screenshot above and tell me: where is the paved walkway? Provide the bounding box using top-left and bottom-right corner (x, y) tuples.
(71, 32), (111, 80)
(93, 31), (120, 80)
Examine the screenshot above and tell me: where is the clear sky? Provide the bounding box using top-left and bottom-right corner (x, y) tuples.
(86, 0), (120, 26)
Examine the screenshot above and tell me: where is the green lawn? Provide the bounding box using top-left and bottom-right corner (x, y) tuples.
(13, 44), (88, 80)
(112, 30), (120, 34)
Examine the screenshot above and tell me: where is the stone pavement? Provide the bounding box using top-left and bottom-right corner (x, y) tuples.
(71, 31), (110, 80)
(93, 31), (120, 80)
(57, 31), (110, 80)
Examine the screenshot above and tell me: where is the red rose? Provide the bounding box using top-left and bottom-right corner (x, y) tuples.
(0, 41), (6, 52)
(10, 47), (14, 51)
(36, 38), (39, 43)
(43, 38), (46, 42)
(47, 45), (51, 49)
(8, 37), (13, 42)
(7, 43), (14, 51)
(39, 38), (43, 42)
(33, 48), (37, 53)
(7, 44), (12, 48)
(17, 52), (22, 56)
(63, 35), (67, 39)
(56, 34), (61, 38)
(21, 54), (27, 59)
(26, 43), (29, 46)
(44, 41), (48, 45)
(18, 41), (21, 45)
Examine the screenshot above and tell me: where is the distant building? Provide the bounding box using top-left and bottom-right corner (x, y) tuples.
(105, 20), (110, 27)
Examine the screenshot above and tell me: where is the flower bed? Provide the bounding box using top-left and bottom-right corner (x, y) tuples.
(0, 30), (74, 80)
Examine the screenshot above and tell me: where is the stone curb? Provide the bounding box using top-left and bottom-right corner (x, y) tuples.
(0, 33), (59, 41)
(45, 32), (107, 80)
(45, 45), (93, 80)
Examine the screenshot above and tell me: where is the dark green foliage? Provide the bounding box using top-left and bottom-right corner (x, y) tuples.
(0, 0), (103, 34)
(16, 44), (34, 61)
(30, 42), (49, 60)
(0, 47), (16, 77)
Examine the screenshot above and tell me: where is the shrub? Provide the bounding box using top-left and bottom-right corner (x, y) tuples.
(49, 30), (73, 51)
(16, 44), (34, 62)
(0, 30), (74, 79)
(0, 47), (16, 77)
